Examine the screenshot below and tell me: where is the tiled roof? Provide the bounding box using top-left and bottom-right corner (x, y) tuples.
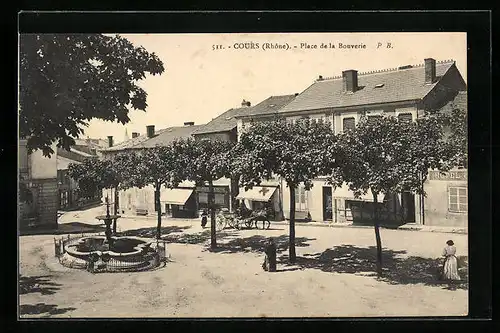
(57, 155), (80, 170)
(193, 95), (297, 135)
(192, 107), (250, 135)
(235, 95), (297, 118)
(57, 147), (92, 163)
(279, 61), (458, 113)
(101, 131), (162, 152)
(101, 125), (203, 152)
(439, 91), (467, 114)
(136, 125), (203, 149)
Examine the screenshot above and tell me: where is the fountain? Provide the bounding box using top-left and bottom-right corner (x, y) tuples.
(95, 195), (121, 249)
(57, 196), (166, 272)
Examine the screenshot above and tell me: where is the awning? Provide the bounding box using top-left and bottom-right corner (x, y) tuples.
(236, 186), (277, 202)
(332, 184), (385, 202)
(57, 156), (80, 170)
(161, 188), (193, 205)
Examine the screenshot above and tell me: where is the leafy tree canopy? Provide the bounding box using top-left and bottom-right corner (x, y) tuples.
(67, 157), (119, 199)
(123, 146), (188, 190)
(437, 108), (467, 169)
(20, 34), (165, 156)
(333, 114), (457, 199)
(235, 117), (340, 190)
(176, 138), (235, 184)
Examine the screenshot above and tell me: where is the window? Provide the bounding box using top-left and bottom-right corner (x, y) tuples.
(60, 191), (68, 209)
(449, 187), (467, 212)
(214, 193), (225, 205)
(398, 113), (413, 123)
(342, 117), (355, 132)
(198, 192), (225, 205)
(198, 192), (208, 204)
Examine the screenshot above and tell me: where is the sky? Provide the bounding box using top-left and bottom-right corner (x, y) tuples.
(82, 32), (467, 143)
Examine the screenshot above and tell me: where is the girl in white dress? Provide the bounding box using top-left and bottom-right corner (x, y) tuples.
(441, 240), (461, 281)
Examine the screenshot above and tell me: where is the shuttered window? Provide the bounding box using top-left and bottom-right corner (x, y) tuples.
(294, 186), (309, 211)
(343, 117), (356, 132)
(449, 187), (467, 212)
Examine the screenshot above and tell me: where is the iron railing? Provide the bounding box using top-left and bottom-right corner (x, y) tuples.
(55, 234), (167, 273)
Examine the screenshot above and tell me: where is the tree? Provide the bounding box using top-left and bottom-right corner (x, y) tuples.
(332, 115), (454, 276)
(177, 138), (235, 249)
(67, 157), (119, 200)
(439, 107), (467, 169)
(234, 117), (339, 263)
(122, 146), (188, 240)
(19, 34), (164, 156)
(68, 155), (126, 233)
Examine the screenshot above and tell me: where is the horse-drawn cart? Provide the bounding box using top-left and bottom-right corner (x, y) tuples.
(215, 209), (271, 231)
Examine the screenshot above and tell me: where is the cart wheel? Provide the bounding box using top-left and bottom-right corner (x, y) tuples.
(264, 220), (271, 230)
(256, 220), (271, 230)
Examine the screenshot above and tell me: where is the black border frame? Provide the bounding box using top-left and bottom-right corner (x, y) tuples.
(9, 10), (492, 331)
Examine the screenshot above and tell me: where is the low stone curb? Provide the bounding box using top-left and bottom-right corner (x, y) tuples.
(118, 215), (467, 234)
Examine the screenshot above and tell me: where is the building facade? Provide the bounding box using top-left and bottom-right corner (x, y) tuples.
(195, 96), (296, 220)
(101, 123), (205, 218)
(236, 58), (467, 228)
(19, 140), (59, 229)
(56, 145), (103, 211)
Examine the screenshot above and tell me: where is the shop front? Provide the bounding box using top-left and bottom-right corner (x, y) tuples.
(161, 188), (197, 218)
(236, 185), (281, 220)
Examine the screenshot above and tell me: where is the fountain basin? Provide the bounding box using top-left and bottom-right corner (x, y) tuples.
(60, 236), (158, 272)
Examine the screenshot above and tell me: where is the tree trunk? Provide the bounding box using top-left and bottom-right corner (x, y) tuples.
(420, 175), (426, 226)
(372, 190), (383, 276)
(156, 183), (162, 240)
(289, 185), (296, 263)
(208, 178), (217, 249)
(113, 187), (119, 234)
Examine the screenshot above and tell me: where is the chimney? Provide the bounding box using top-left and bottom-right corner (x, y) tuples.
(107, 136), (113, 148)
(184, 121), (195, 126)
(342, 70), (358, 93)
(146, 125), (155, 138)
(424, 58), (436, 84)
(132, 132), (139, 138)
(294, 93), (299, 96)
(241, 99), (251, 107)
(318, 75), (323, 81)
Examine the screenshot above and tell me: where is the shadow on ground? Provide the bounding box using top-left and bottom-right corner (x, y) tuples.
(277, 245), (468, 290)
(19, 275), (62, 296)
(162, 229), (234, 244)
(20, 222), (107, 236)
(118, 225), (192, 238)
(20, 303), (76, 316)
(208, 234), (316, 254)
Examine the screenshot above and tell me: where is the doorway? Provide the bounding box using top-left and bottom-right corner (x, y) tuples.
(401, 192), (416, 222)
(322, 186), (333, 221)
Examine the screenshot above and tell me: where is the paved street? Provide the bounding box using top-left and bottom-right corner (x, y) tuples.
(19, 206), (468, 318)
